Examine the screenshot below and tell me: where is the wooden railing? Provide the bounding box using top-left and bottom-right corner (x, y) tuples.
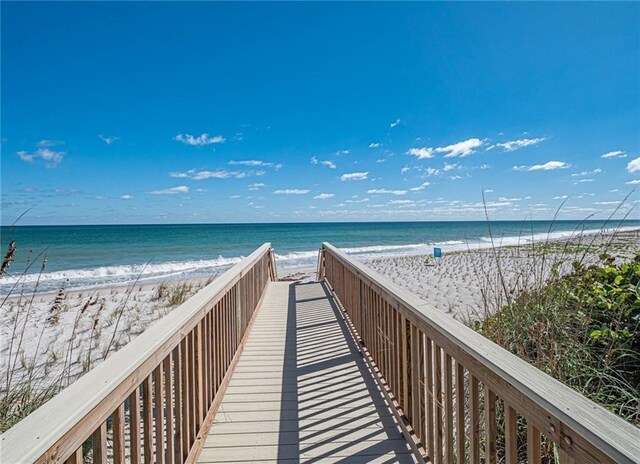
(319, 242), (640, 464)
(2, 243), (277, 464)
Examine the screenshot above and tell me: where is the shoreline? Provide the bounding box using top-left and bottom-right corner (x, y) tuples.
(5, 224), (640, 298)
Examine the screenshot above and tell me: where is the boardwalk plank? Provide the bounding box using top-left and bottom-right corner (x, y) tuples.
(196, 281), (415, 463)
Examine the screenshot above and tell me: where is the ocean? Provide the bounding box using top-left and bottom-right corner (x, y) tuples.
(1, 220), (639, 293)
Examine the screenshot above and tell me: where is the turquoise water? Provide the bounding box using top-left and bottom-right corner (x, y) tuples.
(1, 220), (639, 292)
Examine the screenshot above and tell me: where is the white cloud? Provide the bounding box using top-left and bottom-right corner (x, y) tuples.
(341, 172), (369, 181)
(594, 201), (622, 205)
(626, 179), (640, 185)
(367, 189), (407, 195)
(336, 149), (350, 156)
(314, 193), (335, 200)
(37, 139), (64, 148)
(437, 138), (483, 158)
(311, 156), (336, 169)
(406, 147), (435, 159)
(248, 183), (265, 190)
(601, 150), (627, 159)
(484, 189), (494, 193)
(389, 200), (414, 205)
(229, 160), (282, 169)
(369, 143), (382, 148)
(424, 167), (440, 176)
(443, 162), (458, 172)
(401, 166), (410, 174)
(571, 168), (602, 177)
(174, 133), (225, 145)
(410, 182), (431, 191)
(229, 195), (241, 199)
(513, 161), (570, 171)
(553, 195), (568, 200)
(149, 186), (190, 195)
(408, 138), (482, 159)
(390, 118), (401, 128)
(449, 175), (463, 180)
(575, 179), (595, 184)
(627, 157), (640, 173)
(489, 137), (546, 152)
(98, 134), (119, 144)
(170, 169), (264, 180)
(274, 189), (309, 195)
(121, 194), (134, 200)
(17, 148), (65, 168)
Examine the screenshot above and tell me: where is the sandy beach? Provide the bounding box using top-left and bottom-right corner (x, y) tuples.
(2, 228), (638, 398)
(366, 228), (640, 321)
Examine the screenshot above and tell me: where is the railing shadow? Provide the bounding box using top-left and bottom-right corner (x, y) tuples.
(289, 280), (413, 463)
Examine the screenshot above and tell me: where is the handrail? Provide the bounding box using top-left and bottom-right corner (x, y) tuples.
(319, 242), (640, 463)
(2, 243), (275, 464)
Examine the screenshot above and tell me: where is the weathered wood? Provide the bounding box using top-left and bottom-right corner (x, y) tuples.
(92, 422), (107, 464)
(130, 388), (141, 464)
(164, 355), (175, 464)
(527, 423), (541, 463)
(142, 375), (153, 464)
(469, 375), (480, 464)
(455, 362), (465, 464)
(197, 281), (415, 464)
(112, 403), (126, 464)
(505, 404), (518, 464)
(485, 387), (497, 464)
(444, 353), (454, 464)
(64, 448), (82, 464)
(320, 242), (640, 463)
(1, 244), (274, 464)
(154, 364), (165, 464)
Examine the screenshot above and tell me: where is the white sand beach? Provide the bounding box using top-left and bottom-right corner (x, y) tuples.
(2, 228), (638, 401)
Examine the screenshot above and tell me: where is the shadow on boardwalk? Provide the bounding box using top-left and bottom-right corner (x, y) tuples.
(199, 281), (415, 463)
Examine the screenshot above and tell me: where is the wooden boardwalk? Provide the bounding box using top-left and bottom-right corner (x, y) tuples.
(197, 281), (416, 463)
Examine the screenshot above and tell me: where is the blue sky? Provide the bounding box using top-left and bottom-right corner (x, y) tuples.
(1, 2), (639, 225)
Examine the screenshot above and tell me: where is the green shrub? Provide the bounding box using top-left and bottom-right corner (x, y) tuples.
(478, 252), (640, 426)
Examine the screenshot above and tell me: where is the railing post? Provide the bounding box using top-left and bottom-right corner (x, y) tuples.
(268, 247), (278, 281)
(316, 245), (325, 281)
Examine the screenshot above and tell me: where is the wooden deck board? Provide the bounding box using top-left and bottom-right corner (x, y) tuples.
(196, 281), (415, 463)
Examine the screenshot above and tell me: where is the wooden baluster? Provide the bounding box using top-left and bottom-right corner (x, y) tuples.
(142, 375), (154, 464)
(65, 447), (83, 464)
(154, 364), (165, 464)
(504, 404), (518, 464)
(470, 375), (480, 464)
(527, 423), (541, 463)
(455, 362), (465, 464)
(181, 337), (191, 461)
(425, 336), (435, 460)
(485, 387), (497, 464)
(434, 345), (443, 464)
(196, 321), (204, 427)
(165, 354), (176, 464)
(418, 331), (426, 445)
(401, 316), (409, 416)
(92, 422), (107, 464)
(410, 324), (420, 440)
(130, 387), (142, 464)
(112, 403), (126, 464)
(444, 354), (454, 464)
(173, 345), (183, 464)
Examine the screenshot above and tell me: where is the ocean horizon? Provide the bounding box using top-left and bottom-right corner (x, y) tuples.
(2, 219), (639, 293)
